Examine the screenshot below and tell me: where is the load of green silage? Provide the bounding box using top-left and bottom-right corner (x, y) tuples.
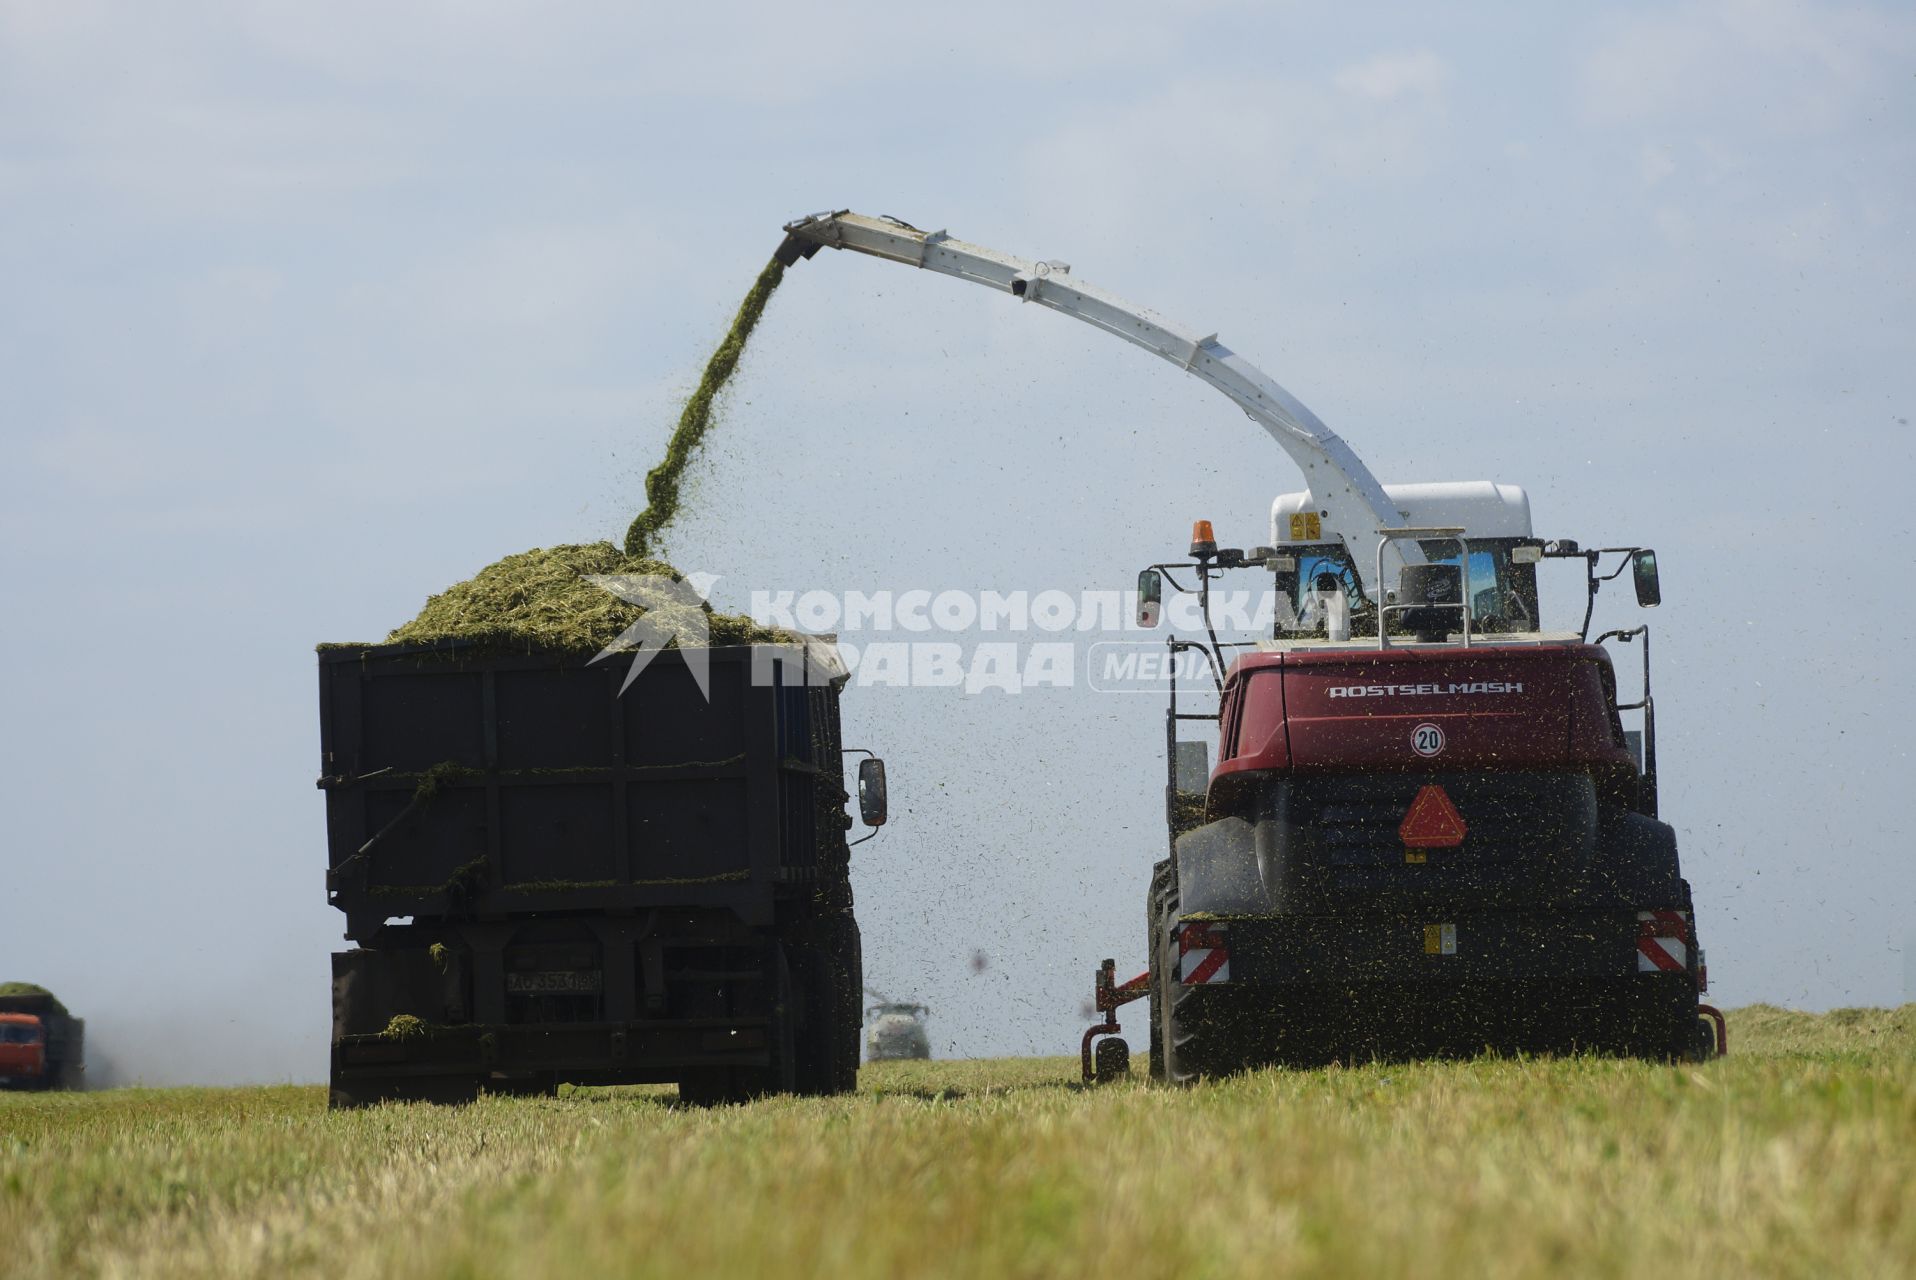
(375, 253), (795, 657)
(384, 542), (793, 654)
(0, 982), (68, 1015)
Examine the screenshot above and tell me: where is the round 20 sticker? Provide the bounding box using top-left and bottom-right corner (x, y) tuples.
(1411, 723), (1445, 757)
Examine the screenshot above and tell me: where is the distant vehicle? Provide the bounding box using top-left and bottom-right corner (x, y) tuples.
(865, 1002), (931, 1061)
(0, 984), (85, 1091)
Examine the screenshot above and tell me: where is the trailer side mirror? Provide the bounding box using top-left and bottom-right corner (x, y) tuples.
(1137, 569), (1163, 628)
(1632, 550), (1661, 608)
(857, 757), (888, 827)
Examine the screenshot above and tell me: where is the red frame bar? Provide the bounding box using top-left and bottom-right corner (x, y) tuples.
(1080, 959), (1151, 1082)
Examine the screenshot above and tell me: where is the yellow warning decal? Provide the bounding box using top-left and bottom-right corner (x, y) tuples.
(1287, 512), (1323, 541)
(1423, 923), (1457, 955)
(1405, 850), (1427, 865)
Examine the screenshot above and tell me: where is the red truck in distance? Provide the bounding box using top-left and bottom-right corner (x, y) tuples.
(0, 985), (86, 1091)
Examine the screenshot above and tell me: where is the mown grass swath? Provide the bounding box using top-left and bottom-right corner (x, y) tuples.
(2, 1006), (1909, 1279)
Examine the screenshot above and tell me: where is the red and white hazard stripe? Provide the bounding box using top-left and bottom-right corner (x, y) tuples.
(1635, 910), (1692, 973)
(1178, 922), (1230, 985)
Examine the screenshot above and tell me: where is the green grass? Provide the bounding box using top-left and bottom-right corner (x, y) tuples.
(2, 1006), (1909, 1279)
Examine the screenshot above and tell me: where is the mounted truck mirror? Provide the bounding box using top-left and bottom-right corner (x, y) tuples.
(857, 757), (888, 827)
(1137, 569), (1163, 628)
(1632, 550), (1662, 608)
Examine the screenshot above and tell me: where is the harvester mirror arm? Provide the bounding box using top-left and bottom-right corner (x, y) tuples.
(1141, 562), (1231, 684)
(1580, 548), (1650, 639)
(1148, 564), (1201, 593)
(1593, 548), (1647, 582)
(780, 210), (1425, 595)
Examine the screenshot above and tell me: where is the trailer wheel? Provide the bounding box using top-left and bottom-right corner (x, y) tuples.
(483, 1073), (558, 1098)
(677, 1069), (752, 1106)
(788, 912), (860, 1097)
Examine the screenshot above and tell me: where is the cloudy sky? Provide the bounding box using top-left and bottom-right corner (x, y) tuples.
(3, 1), (1911, 1082)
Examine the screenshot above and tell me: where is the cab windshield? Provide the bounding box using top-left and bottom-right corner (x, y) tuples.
(1276, 538), (1540, 638)
(0, 1022), (43, 1044)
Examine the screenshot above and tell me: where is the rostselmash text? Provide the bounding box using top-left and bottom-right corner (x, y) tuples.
(1327, 682), (1526, 698)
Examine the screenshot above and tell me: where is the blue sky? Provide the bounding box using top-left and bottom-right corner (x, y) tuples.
(2, 1), (1911, 1081)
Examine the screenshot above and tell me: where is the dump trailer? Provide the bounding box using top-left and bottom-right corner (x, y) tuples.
(0, 987), (85, 1091)
(319, 640), (885, 1107)
(1088, 502), (1722, 1082)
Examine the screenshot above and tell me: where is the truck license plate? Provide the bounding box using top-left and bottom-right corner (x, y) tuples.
(506, 970), (603, 994)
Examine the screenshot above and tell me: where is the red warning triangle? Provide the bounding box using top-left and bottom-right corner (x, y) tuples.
(1399, 784), (1468, 849)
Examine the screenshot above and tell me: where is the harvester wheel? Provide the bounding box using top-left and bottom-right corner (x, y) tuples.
(1146, 860), (1173, 1082)
(1688, 1017), (1719, 1062)
(1155, 882), (1245, 1084)
(1093, 1036), (1131, 1084)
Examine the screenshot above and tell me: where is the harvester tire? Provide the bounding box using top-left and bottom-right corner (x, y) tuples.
(1688, 1018), (1719, 1062)
(1156, 882), (1252, 1084)
(1145, 859), (1173, 1082)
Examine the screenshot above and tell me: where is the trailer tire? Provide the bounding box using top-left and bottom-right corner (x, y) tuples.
(678, 1069), (756, 1106)
(483, 1073), (558, 1098)
(789, 912), (860, 1097)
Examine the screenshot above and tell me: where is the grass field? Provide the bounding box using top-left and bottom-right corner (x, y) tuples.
(2, 1005), (1910, 1279)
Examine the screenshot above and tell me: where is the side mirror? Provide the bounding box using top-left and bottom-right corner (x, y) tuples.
(1137, 569), (1163, 628)
(1632, 549), (1661, 608)
(857, 757), (888, 827)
